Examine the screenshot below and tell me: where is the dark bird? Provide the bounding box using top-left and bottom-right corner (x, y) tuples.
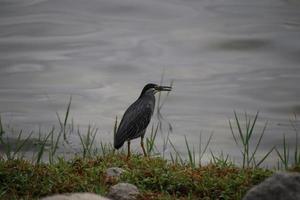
(114, 83), (172, 158)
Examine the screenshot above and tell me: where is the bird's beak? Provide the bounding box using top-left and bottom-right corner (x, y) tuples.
(156, 85), (172, 92)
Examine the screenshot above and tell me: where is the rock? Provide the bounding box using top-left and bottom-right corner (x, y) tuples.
(108, 183), (139, 200)
(243, 172), (300, 200)
(41, 193), (111, 200)
(105, 167), (126, 184)
(105, 167), (125, 178)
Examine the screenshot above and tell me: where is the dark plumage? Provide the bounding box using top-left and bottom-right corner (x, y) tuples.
(114, 83), (172, 158)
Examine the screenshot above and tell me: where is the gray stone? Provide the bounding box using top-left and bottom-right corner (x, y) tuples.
(105, 167), (125, 178)
(41, 193), (111, 200)
(108, 183), (139, 200)
(243, 172), (300, 200)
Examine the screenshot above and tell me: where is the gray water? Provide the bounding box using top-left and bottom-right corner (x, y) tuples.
(0, 0), (300, 165)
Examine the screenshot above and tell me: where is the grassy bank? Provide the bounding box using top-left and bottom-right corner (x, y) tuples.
(0, 152), (275, 200)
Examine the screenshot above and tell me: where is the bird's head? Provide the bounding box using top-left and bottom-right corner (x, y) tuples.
(139, 83), (172, 98)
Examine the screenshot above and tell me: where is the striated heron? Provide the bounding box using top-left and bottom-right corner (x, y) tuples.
(114, 83), (172, 158)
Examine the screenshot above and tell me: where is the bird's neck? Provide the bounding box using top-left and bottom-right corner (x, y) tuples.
(138, 89), (156, 99)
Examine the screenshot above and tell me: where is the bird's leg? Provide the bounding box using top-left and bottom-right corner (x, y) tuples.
(127, 140), (131, 160)
(141, 136), (147, 157)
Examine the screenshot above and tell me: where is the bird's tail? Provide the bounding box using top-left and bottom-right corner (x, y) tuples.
(113, 123), (125, 149)
(114, 139), (124, 149)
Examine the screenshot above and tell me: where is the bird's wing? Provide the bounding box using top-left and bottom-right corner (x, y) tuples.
(115, 99), (153, 146)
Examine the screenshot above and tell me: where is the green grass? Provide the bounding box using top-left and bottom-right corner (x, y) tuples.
(0, 95), (300, 199)
(0, 153), (274, 200)
(275, 114), (300, 170)
(229, 111), (274, 168)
